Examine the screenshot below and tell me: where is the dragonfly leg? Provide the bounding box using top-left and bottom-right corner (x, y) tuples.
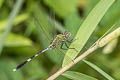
(67, 39), (73, 43)
(67, 38), (77, 43)
(65, 42), (78, 52)
(60, 42), (68, 50)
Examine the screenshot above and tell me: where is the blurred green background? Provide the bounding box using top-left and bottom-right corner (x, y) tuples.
(0, 0), (120, 80)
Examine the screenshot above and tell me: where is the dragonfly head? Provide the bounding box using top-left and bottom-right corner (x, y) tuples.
(63, 32), (71, 39)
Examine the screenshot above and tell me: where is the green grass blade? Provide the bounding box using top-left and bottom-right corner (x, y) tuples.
(0, 0), (24, 54)
(62, 0), (115, 66)
(0, 13), (29, 31)
(83, 60), (115, 80)
(0, 32), (33, 47)
(62, 71), (98, 80)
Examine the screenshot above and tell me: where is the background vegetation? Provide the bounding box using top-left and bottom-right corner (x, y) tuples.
(0, 0), (120, 80)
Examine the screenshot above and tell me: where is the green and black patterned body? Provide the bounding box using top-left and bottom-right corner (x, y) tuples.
(13, 32), (76, 72)
(49, 32), (71, 49)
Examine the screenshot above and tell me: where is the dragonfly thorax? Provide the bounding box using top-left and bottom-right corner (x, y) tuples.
(48, 32), (71, 49)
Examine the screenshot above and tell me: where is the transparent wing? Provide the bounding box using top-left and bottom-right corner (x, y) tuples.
(32, 5), (73, 65)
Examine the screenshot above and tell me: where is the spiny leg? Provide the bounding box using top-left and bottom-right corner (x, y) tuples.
(67, 39), (88, 50)
(60, 42), (78, 52)
(65, 42), (78, 52)
(66, 39), (77, 46)
(67, 39), (73, 43)
(60, 42), (68, 50)
(59, 42), (74, 62)
(67, 38), (78, 43)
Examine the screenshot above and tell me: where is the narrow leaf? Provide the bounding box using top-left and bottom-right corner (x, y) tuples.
(83, 60), (115, 80)
(0, 0), (24, 54)
(62, 71), (98, 80)
(63, 0), (115, 66)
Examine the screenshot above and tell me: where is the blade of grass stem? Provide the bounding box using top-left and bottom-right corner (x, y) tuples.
(83, 60), (115, 80)
(0, 0), (24, 54)
(63, 0), (115, 66)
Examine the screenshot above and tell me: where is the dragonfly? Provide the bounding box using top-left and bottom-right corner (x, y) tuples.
(13, 31), (77, 72)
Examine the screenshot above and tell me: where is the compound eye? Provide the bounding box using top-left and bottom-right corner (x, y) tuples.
(64, 32), (71, 38)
